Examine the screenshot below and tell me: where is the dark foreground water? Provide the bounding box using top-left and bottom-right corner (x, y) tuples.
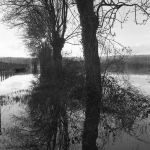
(0, 74), (150, 150)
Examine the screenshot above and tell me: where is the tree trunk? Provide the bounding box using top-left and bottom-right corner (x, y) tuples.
(39, 38), (64, 80)
(53, 37), (70, 150)
(39, 42), (53, 79)
(39, 37), (69, 150)
(53, 36), (65, 79)
(75, 0), (102, 150)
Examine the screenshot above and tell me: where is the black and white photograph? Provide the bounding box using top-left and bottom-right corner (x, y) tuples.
(0, 0), (150, 150)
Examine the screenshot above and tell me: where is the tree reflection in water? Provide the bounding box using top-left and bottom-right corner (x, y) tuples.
(2, 73), (150, 150)
(97, 76), (150, 150)
(28, 77), (70, 150)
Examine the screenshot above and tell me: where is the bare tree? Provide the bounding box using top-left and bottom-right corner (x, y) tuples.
(74, 0), (150, 150)
(1, 0), (69, 79)
(1, 1), (70, 150)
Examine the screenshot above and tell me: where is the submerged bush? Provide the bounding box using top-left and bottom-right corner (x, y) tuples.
(1, 67), (150, 150)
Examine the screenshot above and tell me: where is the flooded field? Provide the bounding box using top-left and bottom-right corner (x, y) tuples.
(1, 73), (150, 150)
(0, 74), (37, 149)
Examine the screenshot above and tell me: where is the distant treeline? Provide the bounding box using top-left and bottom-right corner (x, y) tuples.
(0, 61), (29, 73)
(0, 57), (32, 65)
(0, 57), (36, 73)
(101, 55), (150, 74)
(64, 55), (150, 74)
(0, 56), (149, 74)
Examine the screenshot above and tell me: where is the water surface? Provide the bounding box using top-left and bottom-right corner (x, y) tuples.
(1, 73), (150, 150)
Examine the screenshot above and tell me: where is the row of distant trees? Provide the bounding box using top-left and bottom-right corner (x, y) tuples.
(100, 53), (150, 75)
(0, 57), (32, 64)
(1, 1), (150, 150)
(101, 55), (150, 74)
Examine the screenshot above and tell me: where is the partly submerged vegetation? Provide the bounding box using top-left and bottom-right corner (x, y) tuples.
(1, 0), (150, 150)
(1, 61), (150, 150)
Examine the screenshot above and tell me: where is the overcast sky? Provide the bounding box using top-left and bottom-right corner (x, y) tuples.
(114, 18), (150, 55)
(0, 24), (29, 57)
(0, 14), (150, 58)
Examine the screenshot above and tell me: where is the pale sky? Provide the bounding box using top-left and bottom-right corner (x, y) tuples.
(114, 19), (150, 55)
(0, 24), (29, 57)
(0, 14), (150, 57)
